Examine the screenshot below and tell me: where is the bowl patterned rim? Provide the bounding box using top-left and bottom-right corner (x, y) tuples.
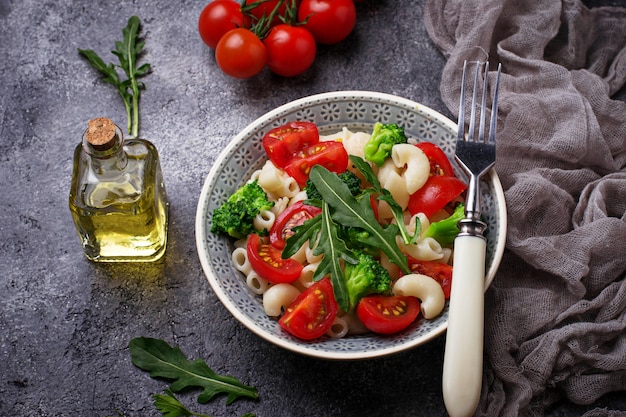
(195, 91), (507, 360)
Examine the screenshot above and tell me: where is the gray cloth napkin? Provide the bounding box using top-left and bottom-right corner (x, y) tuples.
(423, 0), (626, 415)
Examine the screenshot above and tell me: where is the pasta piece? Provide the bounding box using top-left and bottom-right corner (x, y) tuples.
(342, 130), (371, 160)
(391, 144), (430, 194)
(257, 160), (300, 198)
(393, 273), (445, 319)
(326, 316), (349, 338)
(231, 247), (252, 276)
(253, 209), (275, 232)
(297, 261), (321, 289)
(246, 271), (271, 295)
(399, 236), (444, 261)
(262, 283), (301, 317)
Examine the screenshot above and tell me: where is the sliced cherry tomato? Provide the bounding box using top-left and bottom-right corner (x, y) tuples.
(264, 24), (317, 77)
(215, 28), (267, 79)
(415, 142), (456, 177)
(284, 141), (349, 185)
(247, 234), (303, 284)
(298, 0), (357, 45)
(198, 0), (244, 49)
(356, 295), (421, 335)
(407, 175), (467, 218)
(407, 257), (453, 299)
(243, 0), (287, 27)
(262, 121), (320, 168)
(279, 277), (338, 340)
(269, 201), (321, 250)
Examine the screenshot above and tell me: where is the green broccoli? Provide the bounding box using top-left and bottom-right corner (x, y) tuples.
(422, 203), (465, 247)
(305, 170), (362, 201)
(210, 180), (274, 239)
(344, 253), (392, 312)
(363, 122), (408, 166)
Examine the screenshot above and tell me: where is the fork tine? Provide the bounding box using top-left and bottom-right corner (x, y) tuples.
(456, 60), (467, 141)
(488, 63), (502, 143)
(467, 62), (482, 143)
(478, 62), (489, 143)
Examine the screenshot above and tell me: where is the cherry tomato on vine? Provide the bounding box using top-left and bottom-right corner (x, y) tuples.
(298, 0), (357, 45)
(279, 277), (338, 340)
(356, 295), (421, 335)
(264, 24), (317, 77)
(243, 0), (287, 27)
(215, 28), (268, 79)
(284, 141), (349, 185)
(269, 201), (322, 250)
(198, 0), (244, 49)
(407, 175), (467, 218)
(247, 234), (303, 284)
(262, 121), (320, 168)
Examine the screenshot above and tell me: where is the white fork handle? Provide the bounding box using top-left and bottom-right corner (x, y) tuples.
(442, 234), (486, 417)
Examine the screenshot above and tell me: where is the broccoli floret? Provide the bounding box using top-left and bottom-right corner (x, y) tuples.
(305, 170), (362, 201)
(344, 253), (392, 312)
(422, 203), (465, 247)
(363, 122), (408, 166)
(210, 180), (274, 239)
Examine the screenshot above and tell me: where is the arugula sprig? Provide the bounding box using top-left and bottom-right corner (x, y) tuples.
(349, 155), (421, 245)
(283, 165), (411, 311)
(78, 16), (151, 138)
(129, 337), (258, 405)
(152, 389), (257, 417)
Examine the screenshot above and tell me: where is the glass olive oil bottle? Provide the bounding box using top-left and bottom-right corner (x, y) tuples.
(69, 118), (168, 262)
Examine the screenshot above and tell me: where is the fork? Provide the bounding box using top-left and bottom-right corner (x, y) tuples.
(442, 60), (501, 417)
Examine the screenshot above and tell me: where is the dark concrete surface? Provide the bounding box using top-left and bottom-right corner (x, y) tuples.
(1, 0), (625, 416)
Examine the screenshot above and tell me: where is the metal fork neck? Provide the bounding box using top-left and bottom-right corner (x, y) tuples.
(459, 173), (487, 238)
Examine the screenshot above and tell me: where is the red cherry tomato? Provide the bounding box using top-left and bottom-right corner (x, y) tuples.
(279, 277), (338, 340)
(269, 201), (322, 250)
(407, 258), (453, 299)
(198, 0), (244, 49)
(215, 28), (267, 79)
(264, 24), (317, 77)
(356, 295), (421, 335)
(243, 0), (287, 26)
(262, 121), (320, 168)
(415, 142), (456, 177)
(284, 141), (349, 185)
(247, 234), (303, 284)
(407, 175), (467, 218)
(298, 0), (357, 45)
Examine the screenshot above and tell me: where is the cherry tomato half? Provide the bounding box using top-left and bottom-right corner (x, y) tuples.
(215, 28), (267, 79)
(415, 142), (456, 177)
(407, 258), (453, 299)
(262, 121), (320, 168)
(284, 141), (349, 185)
(356, 295), (421, 335)
(264, 24), (317, 77)
(298, 0), (357, 45)
(198, 0), (244, 49)
(407, 175), (467, 218)
(247, 234), (303, 284)
(279, 277), (338, 340)
(269, 201), (322, 250)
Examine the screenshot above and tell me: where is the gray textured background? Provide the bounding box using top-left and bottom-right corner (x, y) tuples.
(1, 0), (625, 416)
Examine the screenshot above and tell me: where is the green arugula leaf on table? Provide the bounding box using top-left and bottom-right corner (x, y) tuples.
(78, 16), (151, 138)
(129, 337), (258, 406)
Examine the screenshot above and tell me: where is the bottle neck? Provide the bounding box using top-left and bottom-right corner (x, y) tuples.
(82, 120), (127, 173)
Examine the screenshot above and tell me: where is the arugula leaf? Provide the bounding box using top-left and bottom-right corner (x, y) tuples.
(129, 337), (258, 406)
(153, 389), (211, 417)
(308, 165), (410, 274)
(78, 15), (150, 138)
(349, 155), (421, 245)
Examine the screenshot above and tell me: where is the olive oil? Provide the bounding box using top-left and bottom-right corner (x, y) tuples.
(69, 118), (169, 262)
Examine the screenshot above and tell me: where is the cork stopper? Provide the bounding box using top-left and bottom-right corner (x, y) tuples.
(85, 117), (119, 151)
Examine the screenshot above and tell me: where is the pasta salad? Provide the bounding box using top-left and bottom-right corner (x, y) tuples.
(211, 121), (467, 340)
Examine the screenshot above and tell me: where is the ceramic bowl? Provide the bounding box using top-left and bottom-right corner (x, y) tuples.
(195, 91), (507, 360)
